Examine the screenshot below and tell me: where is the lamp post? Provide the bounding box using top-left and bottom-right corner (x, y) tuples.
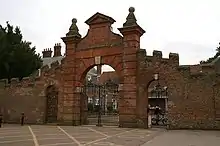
(163, 86), (168, 112)
(96, 75), (102, 127)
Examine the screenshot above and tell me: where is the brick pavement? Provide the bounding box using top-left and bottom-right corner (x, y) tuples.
(0, 125), (219, 146)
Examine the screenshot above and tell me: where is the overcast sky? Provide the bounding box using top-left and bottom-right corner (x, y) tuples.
(0, 0), (220, 66)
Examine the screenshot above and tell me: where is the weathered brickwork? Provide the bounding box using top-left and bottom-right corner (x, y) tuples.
(1, 7), (220, 129)
(0, 60), (63, 124)
(137, 49), (220, 129)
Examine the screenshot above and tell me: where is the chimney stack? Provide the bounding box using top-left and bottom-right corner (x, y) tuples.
(53, 43), (62, 57)
(42, 48), (52, 58)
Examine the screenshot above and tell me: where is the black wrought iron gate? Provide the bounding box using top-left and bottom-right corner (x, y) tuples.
(45, 85), (58, 123)
(80, 80), (119, 126)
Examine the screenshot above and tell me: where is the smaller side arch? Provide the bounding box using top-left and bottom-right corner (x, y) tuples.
(144, 73), (170, 128)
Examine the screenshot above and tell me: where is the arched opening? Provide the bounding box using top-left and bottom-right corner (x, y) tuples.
(147, 75), (168, 128)
(80, 64), (120, 126)
(45, 85), (58, 123)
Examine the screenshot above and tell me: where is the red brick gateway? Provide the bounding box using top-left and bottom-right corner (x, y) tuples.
(0, 7), (220, 129)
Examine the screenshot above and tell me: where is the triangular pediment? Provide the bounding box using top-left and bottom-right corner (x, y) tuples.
(85, 12), (116, 25)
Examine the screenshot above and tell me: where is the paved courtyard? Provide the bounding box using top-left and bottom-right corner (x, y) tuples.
(0, 125), (220, 146)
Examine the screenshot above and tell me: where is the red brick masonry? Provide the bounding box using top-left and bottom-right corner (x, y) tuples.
(0, 7), (220, 129)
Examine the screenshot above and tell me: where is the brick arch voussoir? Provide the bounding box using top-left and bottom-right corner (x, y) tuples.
(145, 71), (156, 89)
(109, 55), (123, 77)
(144, 70), (170, 89)
(75, 59), (88, 84)
(45, 83), (59, 96)
(79, 56), (122, 84)
(78, 58), (95, 84)
(102, 57), (122, 78)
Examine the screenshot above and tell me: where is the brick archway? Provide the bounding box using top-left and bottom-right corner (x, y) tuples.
(77, 59), (121, 126)
(61, 8), (146, 127)
(78, 57), (122, 84)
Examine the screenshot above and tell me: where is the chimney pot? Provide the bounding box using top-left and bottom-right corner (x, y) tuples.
(53, 43), (62, 57)
(42, 48), (52, 58)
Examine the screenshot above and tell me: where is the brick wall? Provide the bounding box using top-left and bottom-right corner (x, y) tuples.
(0, 60), (63, 124)
(0, 80), (45, 124)
(137, 49), (220, 129)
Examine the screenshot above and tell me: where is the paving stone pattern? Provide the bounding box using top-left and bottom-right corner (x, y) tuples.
(0, 125), (220, 146)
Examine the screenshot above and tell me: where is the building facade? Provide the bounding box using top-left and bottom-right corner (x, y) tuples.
(0, 7), (220, 129)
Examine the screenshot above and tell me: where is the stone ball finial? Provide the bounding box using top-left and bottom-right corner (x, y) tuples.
(72, 18), (77, 23)
(129, 7), (135, 13)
